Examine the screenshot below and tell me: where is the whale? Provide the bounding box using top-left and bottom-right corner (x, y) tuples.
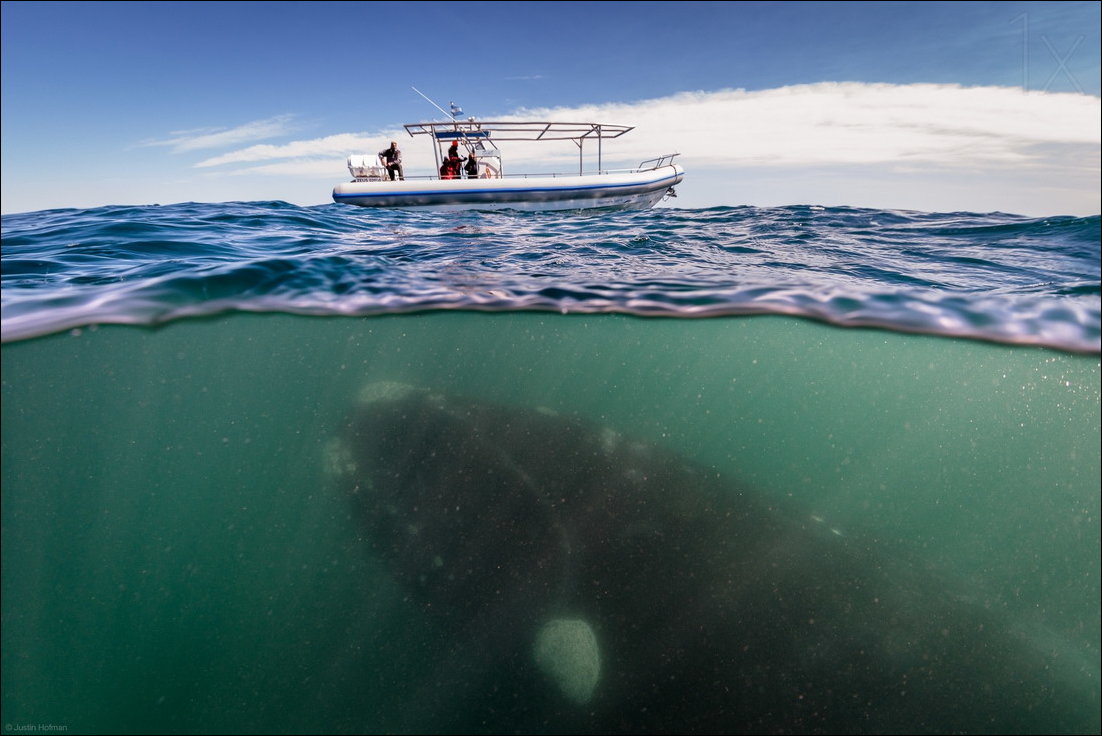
(328, 381), (1098, 734)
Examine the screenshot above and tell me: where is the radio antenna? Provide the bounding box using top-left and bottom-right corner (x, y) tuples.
(411, 86), (456, 120)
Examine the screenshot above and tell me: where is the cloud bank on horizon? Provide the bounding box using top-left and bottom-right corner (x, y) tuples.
(175, 82), (1099, 216)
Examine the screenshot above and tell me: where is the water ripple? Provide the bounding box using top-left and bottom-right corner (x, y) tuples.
(2, 202), (1098, 352)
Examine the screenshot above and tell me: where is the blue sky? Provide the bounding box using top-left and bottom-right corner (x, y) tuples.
(2, 1), (1099, 216)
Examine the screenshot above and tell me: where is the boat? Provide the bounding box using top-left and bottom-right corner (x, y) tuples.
(332, 114), (684, 212)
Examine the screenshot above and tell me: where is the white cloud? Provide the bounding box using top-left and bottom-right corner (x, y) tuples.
(142, 115), (300, 153)
(502, 83), (1100, 170)
(203, 158), (348, 178)
(197, 83), (1099, 174)
(194, 133), (395, 168)
(128, 83), (1098, 215)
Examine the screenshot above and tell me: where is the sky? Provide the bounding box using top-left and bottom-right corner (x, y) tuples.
(1, 1), (1099, 216)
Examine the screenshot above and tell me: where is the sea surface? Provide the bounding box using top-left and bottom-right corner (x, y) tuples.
(2, 202), (1099, 734)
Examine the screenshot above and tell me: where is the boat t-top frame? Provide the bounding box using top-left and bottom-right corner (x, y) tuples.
(403, 120), (635, 177)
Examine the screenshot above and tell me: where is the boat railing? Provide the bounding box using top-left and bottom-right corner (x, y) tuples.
(635, 153), (681, 171)
(352, 163), (681, 183)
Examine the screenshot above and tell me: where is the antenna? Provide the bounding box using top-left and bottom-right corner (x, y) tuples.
(411, 86), (455, 120)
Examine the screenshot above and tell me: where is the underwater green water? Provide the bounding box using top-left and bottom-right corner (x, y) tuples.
(2, 312), (1099, 734)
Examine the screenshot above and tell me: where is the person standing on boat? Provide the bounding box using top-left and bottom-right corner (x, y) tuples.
(464, 152), (479, 179)
(441, 140), (465, 180)
(378, 141), (404, 181)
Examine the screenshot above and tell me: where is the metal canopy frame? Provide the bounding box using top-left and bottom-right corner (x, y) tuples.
(403, 120), (635, 175)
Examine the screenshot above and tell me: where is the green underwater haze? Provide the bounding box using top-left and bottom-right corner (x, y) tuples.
(2, 311), (1099, 733)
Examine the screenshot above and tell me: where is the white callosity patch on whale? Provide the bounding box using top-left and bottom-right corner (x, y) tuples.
(356, 380), (420, 405)
(533, 618), (601, 705)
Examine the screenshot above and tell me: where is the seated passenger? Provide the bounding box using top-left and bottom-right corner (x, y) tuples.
(378, 141), (404, 181)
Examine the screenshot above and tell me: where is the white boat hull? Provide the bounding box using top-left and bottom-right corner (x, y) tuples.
(333, 165), (684, 212)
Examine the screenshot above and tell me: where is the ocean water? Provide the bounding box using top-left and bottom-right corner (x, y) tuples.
(1, 202), (1099, 734)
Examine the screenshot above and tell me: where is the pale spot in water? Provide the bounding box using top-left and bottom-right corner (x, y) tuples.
(600, 427), (621, 454)
(322, 437), (356, 476)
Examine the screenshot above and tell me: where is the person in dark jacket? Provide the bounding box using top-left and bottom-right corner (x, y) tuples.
(378, 141), (404, 180)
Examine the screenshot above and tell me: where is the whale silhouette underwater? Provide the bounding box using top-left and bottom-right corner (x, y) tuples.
(328, 382), (1098, 734)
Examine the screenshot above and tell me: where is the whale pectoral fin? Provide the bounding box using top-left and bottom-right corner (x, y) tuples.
(533, 618), (601, 705)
